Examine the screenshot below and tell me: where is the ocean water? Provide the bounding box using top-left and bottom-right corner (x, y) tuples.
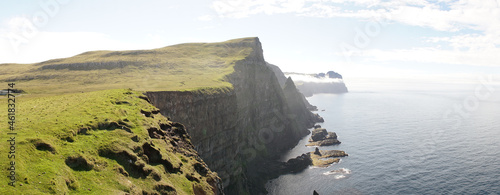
(266, 89), (500, 195)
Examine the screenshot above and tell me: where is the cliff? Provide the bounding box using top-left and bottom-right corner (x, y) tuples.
(147, 38), (319, 194)
(266, 63), (287, 87)
(268, 64), (318, 111)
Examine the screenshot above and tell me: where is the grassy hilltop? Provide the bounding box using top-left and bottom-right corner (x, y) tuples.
(0, 37), (256, 95)
(0, 38), (260, 194)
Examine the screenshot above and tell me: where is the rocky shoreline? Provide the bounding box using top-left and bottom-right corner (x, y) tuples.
(257, 123), (348, 194)
(260, 119), (349, 194)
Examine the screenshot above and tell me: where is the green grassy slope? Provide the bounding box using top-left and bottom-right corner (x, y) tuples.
(0, 37), (256, 95)
(0, 37), (260, 194)
(0, 89), (220, 194)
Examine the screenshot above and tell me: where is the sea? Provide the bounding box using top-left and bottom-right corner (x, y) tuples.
(266, 84), (500, 194)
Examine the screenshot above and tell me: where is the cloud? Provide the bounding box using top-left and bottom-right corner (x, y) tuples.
(209, 0), (500, 33)
(0, 31), (117, 63)
(0, 30), (173, 64)
(197, 15), (214, 21)
(285, 73), (345, 83)
(210, 0), (500, 69)
(351, 46), (500, 68)
(212, 0), (313, 18)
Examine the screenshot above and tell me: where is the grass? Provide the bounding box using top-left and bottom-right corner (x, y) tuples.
(0, 37), (257, 96)
(0, 89), (219, 194)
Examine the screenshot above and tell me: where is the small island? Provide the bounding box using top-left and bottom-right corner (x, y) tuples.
(306, 126), (341, 146)
(311, 148), (348, 167)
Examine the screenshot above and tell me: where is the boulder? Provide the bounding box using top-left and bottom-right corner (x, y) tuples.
(326, 132), (337, 139)
(314, 114), (324, 122)
(310, 128), (328, 142)
(282, 153), (312, 174)
(307, 129), (340, 146)
(314, 147), (321, 156)
(317, 139), (341, 146)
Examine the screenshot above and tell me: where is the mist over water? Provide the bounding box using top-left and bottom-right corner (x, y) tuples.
(266, 84), (500, 194)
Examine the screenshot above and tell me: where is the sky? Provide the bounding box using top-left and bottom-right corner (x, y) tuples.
(1, 0), (499, 91)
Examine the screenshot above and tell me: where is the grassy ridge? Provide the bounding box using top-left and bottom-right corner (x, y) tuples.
(0, 89), (219, 194)
(0, 38), (257, 95)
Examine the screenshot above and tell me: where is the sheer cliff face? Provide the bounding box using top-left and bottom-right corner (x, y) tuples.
(146, 90), (239, 184)
(146, 38), (316, 194)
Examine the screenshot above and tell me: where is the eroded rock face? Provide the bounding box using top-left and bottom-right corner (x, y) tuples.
(310, 128), (328, 142)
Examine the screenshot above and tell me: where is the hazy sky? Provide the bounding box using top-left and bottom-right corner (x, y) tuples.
(1, 0), (499, 89)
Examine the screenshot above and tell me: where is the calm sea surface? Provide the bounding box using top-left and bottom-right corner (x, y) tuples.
(266, 89), (500, 195)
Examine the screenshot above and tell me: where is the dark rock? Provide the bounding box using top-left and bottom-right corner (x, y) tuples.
(131, 135), (139, 142)
(140, 109), (152, 117)
(142, 142), (179, 173)
(314, 147), (321, 156)
(194, 162), (209, 176)
(316, 139), (341, 146)
(283, 153), (312, 174)
(320, 150), (348, 157)
(326, 132), (337, 139)
(314, 114), (324, 122)
(307, 129), (340, 146)
(314, 190), (319, 195)
(147, 127), (165, 139)
(310, 128), (328, 142)
(314, 124), (321, 129)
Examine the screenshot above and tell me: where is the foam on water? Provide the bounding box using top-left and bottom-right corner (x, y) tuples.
(323, 168), (352, 180)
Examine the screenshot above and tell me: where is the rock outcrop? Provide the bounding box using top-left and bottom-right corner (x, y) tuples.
(310, 150), (348, 167)
(249, 148), (348, 182)
(306, 128), (341, 146)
